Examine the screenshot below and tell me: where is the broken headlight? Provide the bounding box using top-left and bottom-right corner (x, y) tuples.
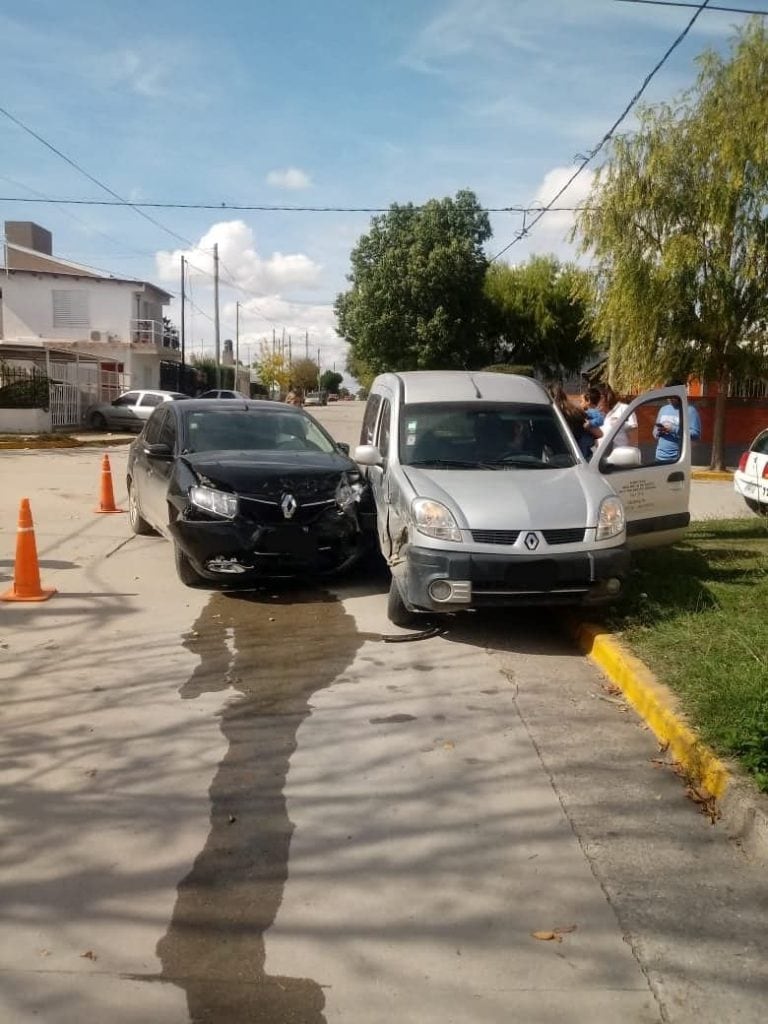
(189, 485), (239, 520)
(335, 473), (364, 510)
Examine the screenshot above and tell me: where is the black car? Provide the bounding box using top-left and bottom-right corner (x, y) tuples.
(126, 399), (370, 585)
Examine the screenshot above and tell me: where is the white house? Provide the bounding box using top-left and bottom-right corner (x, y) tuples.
(0, 221), (177, 391)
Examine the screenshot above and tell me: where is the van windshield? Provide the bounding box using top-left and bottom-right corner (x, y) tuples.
(400, 402), (577, 469)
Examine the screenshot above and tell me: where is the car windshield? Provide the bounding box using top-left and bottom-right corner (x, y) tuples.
(399, 402), (577, 469)
(182, 409), (338, 454)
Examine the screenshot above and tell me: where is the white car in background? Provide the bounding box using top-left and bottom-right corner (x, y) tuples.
(733, 428), (768, 514)
(86, 389), (189, 431)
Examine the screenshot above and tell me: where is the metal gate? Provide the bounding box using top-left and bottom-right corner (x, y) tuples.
(49, 382), (80, 428)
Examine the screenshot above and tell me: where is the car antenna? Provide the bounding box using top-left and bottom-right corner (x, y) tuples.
(469, 375), (482, 399)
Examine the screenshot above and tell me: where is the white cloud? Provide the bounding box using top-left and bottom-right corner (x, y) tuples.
(155, 220), (322, 294)
(158, 223), (350, 378)
(266, 167), (312, 190)
(495, 164), (596, 264)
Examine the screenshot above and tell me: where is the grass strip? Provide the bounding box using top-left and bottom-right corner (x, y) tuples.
(596, 518), (768, 791)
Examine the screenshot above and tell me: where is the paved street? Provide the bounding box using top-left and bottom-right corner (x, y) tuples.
(0, 420), (765, 1023)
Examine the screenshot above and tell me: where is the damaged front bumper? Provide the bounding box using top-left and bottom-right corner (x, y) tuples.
(170, 505), (366, 579)
(398, 544), (631, 612)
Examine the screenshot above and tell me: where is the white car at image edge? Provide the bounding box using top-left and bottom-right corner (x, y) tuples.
(733, 428), (768, 514)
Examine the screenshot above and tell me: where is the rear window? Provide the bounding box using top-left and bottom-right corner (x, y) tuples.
(751, 430), (768, 455)
(399, 402), (576, 469)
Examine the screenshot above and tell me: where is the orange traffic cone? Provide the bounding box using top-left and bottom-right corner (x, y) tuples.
(1, 498), (56, 602)
(94, 453), (126, 514)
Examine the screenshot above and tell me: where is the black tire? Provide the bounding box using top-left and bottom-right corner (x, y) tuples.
(174, 543), (205, 587)
(89, 411), (107, 430)
(745, 497), (768, 516)
(387, 577), (418, 628)
(127, 479), (155, 536)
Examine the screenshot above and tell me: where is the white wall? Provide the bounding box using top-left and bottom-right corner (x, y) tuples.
(0, 408), (52, 433)
(1, 275), (137, 342)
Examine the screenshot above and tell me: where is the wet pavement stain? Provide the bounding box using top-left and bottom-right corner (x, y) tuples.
(369, 713), (418, 724)
(155, 585), (363, 1024)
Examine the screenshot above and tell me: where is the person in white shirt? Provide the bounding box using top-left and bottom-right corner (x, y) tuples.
(595, 385), (639, 453)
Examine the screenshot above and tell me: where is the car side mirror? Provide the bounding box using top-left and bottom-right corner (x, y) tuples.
(144, 442), (173, 460)
(336, 441), (350, 455)
(354, 444), (383, 467)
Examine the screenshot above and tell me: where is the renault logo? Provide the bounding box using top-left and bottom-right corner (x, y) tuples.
(524, 531), (540, 551)
(281, 493), (298, 520)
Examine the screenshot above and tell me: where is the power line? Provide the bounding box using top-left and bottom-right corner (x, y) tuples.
(0, 194), (586, 215)
(616, 1), (768, 14)
(491, 0), (712, 261)
(0, 103), (197, 249)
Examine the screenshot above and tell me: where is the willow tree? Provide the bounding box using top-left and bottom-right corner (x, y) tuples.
(575, 19), (768, 469)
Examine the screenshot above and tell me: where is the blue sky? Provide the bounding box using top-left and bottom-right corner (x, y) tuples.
(1, 0), (763, 376)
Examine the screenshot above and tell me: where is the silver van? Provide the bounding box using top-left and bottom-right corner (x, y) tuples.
(354, 372), (692, 626)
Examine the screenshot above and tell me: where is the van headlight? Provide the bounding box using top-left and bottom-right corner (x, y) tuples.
(189, 485), (239, 519)
(412, 498), (462, 542)
(596, 496), (625, 540)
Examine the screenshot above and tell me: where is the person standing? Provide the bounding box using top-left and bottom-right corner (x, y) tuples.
(596, 385), (639, 451)
(579, 387), (604, 459)
(653, 381), (702, 462)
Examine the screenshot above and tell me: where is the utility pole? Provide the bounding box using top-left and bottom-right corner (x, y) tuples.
(213, 243), (221, 388)
(272, 328), (276, 355)
(180, 255), (186, 377)
(317, 347), (321, 390)
(235, 301), (240, 386)
(305, 329), (309, 359)
(281, 327), (286, 358)
(288, 334), (292, 368)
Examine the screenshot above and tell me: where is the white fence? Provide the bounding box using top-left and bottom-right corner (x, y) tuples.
(49, 381), (80, 428)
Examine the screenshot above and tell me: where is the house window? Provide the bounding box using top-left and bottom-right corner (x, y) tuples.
(52, 290), (89, 329)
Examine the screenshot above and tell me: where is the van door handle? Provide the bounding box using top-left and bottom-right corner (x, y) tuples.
(667, 471), (685, 483)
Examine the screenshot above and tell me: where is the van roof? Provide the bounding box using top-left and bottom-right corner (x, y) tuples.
(376, 371), (550, 405)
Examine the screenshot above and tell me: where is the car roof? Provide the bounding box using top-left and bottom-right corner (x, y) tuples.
(373, 371), (551, 406)
(170, 399), (301, 414)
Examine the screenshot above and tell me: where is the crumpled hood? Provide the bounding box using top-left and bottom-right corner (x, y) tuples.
(402, 465), (605, 530)
(181, 449), (354, 494)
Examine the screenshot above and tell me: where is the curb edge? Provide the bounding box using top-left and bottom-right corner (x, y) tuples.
(570, 619), (768, 862)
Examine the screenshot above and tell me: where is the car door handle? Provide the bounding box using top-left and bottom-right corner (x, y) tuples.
(667, 471), (685, 483)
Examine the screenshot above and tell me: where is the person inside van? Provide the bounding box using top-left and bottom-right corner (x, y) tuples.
(474, 413), (524, 462)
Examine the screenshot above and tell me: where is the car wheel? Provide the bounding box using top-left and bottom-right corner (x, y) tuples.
(174, 543), (205, 587)
(387, 577), (418, 628)
(745, 497), (768, 516)
(127, 479), (155, 536)
(89, 411), (107, 430)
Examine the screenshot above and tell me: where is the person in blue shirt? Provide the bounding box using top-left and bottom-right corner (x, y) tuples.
(579, 387), (604, 459)
(653, 381), (702, 462)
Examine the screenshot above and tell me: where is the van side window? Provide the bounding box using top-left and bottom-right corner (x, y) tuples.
(360, 393), (382, 445)
(377, 399), (391, 457)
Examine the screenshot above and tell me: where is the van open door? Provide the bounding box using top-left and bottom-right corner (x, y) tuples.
(589, 386), (692, 549)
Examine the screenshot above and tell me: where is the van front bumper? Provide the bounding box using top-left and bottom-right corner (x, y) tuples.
(399, 544), (631, 612)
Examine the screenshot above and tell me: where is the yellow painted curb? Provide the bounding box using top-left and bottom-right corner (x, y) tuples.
(572, 621), (730, 800)
(691, 469), (733, 482)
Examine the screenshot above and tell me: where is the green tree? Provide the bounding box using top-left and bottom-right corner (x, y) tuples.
(575, 19), (768, 469)
(335, 190), (493, 374)
(290, 358), (320, 393)
(319, 369), (343, 394)
(345, 351), (376, 391)
(484, 256), (597, 380)
(256, 344), (291, 395)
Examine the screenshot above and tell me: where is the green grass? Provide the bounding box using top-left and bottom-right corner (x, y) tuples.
(597, 519), (768, 790)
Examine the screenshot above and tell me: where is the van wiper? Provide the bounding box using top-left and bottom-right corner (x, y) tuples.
(409, 458), (498, 470)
